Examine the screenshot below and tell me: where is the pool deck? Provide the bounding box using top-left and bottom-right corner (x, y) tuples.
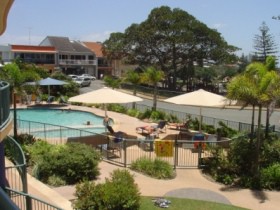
(10, 103), (280, 210)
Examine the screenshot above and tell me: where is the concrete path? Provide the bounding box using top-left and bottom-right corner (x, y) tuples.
(16, 104), (279, 210)
(53, 160), (280, 210)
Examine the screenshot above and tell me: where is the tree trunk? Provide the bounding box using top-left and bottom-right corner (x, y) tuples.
(152, 84), (157, 111)
(265, 106), (270, 139)
(132, 88), (137, 109)
(253, 105), (262, 176)
(250, 105), (255, 144)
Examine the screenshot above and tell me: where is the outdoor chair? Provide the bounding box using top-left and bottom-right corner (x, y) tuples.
(59, 96), (68, 104)
(47, 96), (55, 104)
(105, 125), (125, 158)
(35, 96), (42, 104)
(167, 120), (190, 131)
(136, 120), (167, 137)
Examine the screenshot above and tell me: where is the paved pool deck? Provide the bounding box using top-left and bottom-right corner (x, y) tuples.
(14, 104), (280, 210)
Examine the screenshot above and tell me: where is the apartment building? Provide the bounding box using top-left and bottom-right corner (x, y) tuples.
(40, 36), (97, 76)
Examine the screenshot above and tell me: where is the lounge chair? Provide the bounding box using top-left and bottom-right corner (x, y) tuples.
(59, 96), (68, 104)
(47, 96), (55, 104)
(167, 120), (190, 130)
(136, 120), (167, 137)
(35, 96), (42, 104)
(104, 125), (126, 157)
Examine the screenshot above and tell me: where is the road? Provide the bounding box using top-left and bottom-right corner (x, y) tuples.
(80, 80), (280, 127)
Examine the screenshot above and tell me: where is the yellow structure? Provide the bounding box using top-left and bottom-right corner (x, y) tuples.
(0, 0), (14, 35)
(155, 139), (174, 157)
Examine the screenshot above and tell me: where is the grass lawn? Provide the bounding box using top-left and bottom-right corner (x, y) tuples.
(140, 197), (249, 210)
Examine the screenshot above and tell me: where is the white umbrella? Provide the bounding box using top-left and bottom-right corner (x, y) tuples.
(164, 89), (234, 132)
(38, 77), (68, 97)
(68, 87), (143, 115)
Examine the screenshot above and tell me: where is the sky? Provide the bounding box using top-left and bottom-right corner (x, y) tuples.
(1, 0), (280, 57)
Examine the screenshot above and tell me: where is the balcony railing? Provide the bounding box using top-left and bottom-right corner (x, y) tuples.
(58, 59), (97, 66)
(0, 81), (10, 129)
(3, 136), (64, 210)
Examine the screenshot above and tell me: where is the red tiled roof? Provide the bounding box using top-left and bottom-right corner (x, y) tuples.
(11, 45), (56, 53)
(83, 42), (104, 57)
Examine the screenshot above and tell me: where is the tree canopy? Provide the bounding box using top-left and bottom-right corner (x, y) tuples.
(103, 6), (239, 90)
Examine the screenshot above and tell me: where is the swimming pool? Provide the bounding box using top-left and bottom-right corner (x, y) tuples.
(15, 108), (106, 138)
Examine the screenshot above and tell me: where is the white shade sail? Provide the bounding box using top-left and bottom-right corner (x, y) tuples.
(68, 87), (143, 104)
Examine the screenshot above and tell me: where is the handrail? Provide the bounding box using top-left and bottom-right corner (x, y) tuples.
(0, 81), (10, 129)
(5, 188), (64, 210)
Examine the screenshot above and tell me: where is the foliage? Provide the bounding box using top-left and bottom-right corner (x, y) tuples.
(138, 109), (152, 120)
(149, 110), (166, 121)
(103, 75), (122, 89)
(204, 133), (280, 190)
(104, 6), (238, 91)
(141, 66), (164, 111)
(74, 169), (141, 210)
(216, 121), (238, 138)
(253, 22), (278, 62)
(261, 137), (280, 167)
(130, 157), (175, 179)
(260, 163), (280, 190)
(26, 142), (101, 185)
(49, 72), (79, 97)
(127, 108), (141, 118)
(107, 103), (127, 113)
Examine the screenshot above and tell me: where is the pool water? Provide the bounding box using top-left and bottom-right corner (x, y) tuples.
(15, 108), (106, 138)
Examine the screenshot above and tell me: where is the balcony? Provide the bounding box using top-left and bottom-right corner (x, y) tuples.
(0, 81), (12, 141)
(58, 59), (97, 66)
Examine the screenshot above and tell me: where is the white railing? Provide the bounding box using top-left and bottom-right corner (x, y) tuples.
(58, 59), (97, 65)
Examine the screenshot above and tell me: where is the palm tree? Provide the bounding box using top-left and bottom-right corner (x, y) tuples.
(0, 62), (41, 138)
(227, 56), (280, 176)
(124, 69), (141, 109)
(141, 66), (164, 111)
(0, 63), (24, 138)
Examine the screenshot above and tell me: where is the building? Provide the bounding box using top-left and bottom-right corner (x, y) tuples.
(83, 41), (112, 79)
(11, 44), (57, 72)
(40, 36), (97, 76)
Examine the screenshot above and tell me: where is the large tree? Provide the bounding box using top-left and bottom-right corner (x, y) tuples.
(253, 22), (278, 63)
(103, 6), (238, 90)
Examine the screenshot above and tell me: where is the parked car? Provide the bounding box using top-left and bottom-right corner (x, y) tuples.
(68, 74), (78, 80)
(79, 74), (96, 80)
(74, 77), (91, 87)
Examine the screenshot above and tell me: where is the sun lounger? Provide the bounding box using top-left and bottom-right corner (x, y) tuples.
(47, 96), (55, 104)
(167, 120), (190, 130)
(59, 96), (68, 104)
(136, 120), (167, 137)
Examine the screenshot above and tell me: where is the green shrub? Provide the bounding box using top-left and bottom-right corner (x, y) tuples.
(130, 157), (175, 179)
(138, 109), (152, 120)
(27, 142), (101, 185)
(262, 138), (280, 167)
(127, 108), (141, 117)
(150, 110), (166, 121)
(260, 163), (280, 190)
(74, 169), (141, 210)
(165, 113), (180, 123)
(47, 175), (66, 187)
(216, 121), (237, 138)
(15, 133), (36, 145)
(107, 104), (127, 113)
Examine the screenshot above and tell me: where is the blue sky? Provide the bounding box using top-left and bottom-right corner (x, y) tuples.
(1, 0), (280, 57)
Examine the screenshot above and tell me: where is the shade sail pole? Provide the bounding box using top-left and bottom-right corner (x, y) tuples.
(199, 106), (202, 133)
